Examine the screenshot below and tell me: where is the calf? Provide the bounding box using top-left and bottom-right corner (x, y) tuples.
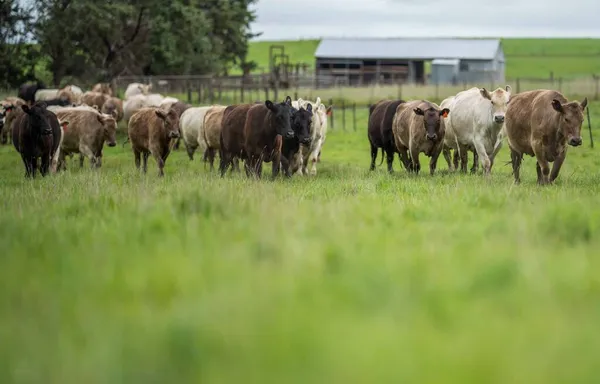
(127, 107), (180, 176)
(54, 108), (117, 170)
(101, 97), (124, 122)
(368, 99), (406, 172)
(92, 83), (113, 96)
(505, 90), (587, 185)
(219, 104), (254, 177)
(18, 81), (46, 105)
(291, 97), (332, 176)
(81, 91), (109, 110)
(179, 106), (213, 160)
(243, 96), (295, 179)
(202, 105), (228, 170)
(12, 102), (63, 177)
(392, 100), (449, 175)
(281, 104), (313, 177)
(443, 86), (511, 174)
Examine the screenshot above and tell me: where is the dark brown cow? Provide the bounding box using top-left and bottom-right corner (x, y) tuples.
(127, 107), (180, 177)
(505, 89), (587, 185)
(219, 104), (254, 177)
(12, 102), (63, 178)
(243, 96), (295, 179)
(368, 99), (406, 172)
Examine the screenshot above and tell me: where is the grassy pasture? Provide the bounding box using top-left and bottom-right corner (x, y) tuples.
(243, 38), (600, 79)
(2, 97), (600, 382)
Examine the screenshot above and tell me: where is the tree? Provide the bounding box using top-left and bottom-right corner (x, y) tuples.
(0, 0), (38, 88)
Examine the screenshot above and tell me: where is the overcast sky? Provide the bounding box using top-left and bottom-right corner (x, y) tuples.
(250, 0), (600, 40)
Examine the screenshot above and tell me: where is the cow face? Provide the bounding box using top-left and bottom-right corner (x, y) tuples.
(292, 103), (313, 145)
(21, 103), (52, 135)
(414, 106), (448, 141)
(552, 97), (587, 147)
(481, 85), (511, 124)
(155, 108), (180, 139)
(98, 113), (117, 147)
(265, 96), (294, 139)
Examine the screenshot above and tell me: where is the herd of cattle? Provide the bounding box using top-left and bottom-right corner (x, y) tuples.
(0, 80), (590, 185)
(0, 81), (332, 179)
(369, 86), (588, 184)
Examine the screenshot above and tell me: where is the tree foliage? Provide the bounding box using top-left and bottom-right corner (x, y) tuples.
(0, 0), (259, 87)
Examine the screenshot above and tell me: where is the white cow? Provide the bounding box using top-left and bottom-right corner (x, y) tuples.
(179, 106), (214, 161)
(124, 83), (152, 100)
(123, 93), (164, 122)
(443, 86), (511, 174)
(290, 97), (331, 175)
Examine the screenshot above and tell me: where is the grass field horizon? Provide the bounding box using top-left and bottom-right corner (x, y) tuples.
(2, 96), (600, 382)
(242, 37), (600, 79)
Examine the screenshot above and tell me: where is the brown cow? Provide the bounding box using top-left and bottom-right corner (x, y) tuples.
(219, 104), (254, 177)
(505, 90), (588, 185)
(392, 100), (449, 175)
(127, 107), (180, 176)
(368, 99), (405, 172)
(81, 91), (109, 110)
(243, 96), (295, 179)
(202, 105), (228, 170)
(101, 97), (124, 122)
(54, 108), (117, 170)
(92, 83), (113, 96)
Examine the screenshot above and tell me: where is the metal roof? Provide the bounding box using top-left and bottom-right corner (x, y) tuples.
(432, 59), (460, 65)
(315, 38), (501, 60)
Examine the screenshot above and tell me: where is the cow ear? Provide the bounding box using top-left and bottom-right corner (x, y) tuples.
(505, 85), (512, 94)
(413, 108), (424, 116)
(285, 96), (292, 105)
(265, 100), (275, 111)
(440, 108), (449, 118)
(155, 109), (167, 119)
(326, 106), (332, 116)
(315, 97), (322, 107)
(551, 99), (564, 113)
(60, 120), (69, 128)
(306, 103), (312, 113)
(480, 88), (491, 100)
(21, 105), (31, 114)
(580, 97), (588, 110)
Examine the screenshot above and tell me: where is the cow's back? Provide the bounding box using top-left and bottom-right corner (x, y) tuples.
(204, 106), (228, 149)
(55, 109), (103, 153)
(368, 100), (390, 146)
(221, 104), (253, 155)
(128, 108), (156, 151)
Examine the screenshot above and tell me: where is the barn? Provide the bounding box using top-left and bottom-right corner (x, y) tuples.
(314, 38), (505, 87)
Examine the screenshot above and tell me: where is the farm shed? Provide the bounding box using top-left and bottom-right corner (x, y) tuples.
(314, 38), (505, 87)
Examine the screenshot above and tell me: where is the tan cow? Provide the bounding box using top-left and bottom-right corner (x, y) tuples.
(54, 107), (118, 170)
(81, 91), (109, 110)
(392, 100), (449, 175)
(202, 105), (228, 170)
(127, 107), (180, 176)
(505, 89), (587, 185)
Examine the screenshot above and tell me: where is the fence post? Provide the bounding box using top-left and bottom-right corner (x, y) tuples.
(197, 83), (202, 104)
(187, 86), (192, 104)
(587, 106), (594, 148)
(240, 85), (245, 104)
(353, 103), (357, 131)
(341, 100), (346, 131)
(558, 78), (563, 92)
(329, 98), (334, 130)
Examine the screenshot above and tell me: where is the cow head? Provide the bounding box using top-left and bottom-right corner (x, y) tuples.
(98, 113), (117, 147)
(139, 84), (152, 95)
(292, 103), (313, 145)
(22, 102), (52, 135)
(265, 96), (294, 139)
(414, 105), (448, 141)
(481, 85), (511, 124)
(552, 97), (588, 147)
(155, 108), (180, 140)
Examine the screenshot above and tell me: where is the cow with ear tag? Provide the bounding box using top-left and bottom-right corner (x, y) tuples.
(282, 103), (313, 177)
(392, 100), (448, 175)
(505, 89), (588, 185)
(127, 107), (180, 177)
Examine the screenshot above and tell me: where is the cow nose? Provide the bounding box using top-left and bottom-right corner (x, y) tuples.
(286, 131), (295, 139)
(302, 137), (311, 144)
(427, 134), (437, 141)
(569, 137), (582, 147)
(494, 115), (505, 123)
(169, 131), (180, 139)
(108, 142), (116, 147)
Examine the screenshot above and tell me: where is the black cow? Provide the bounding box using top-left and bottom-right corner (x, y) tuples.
(12, 102), (62, 178)
(281, 104), (313, 177)
(18, 81), (46, 105)
(368, 99), (406, 173)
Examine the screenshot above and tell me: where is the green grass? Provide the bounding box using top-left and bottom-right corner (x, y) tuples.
(245, 38), (600, 79)
(2, 98), (600, 383)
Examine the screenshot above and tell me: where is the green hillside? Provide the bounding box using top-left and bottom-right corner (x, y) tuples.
(244, 38), (600, 79)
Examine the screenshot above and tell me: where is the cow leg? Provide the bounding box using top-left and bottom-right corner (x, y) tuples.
(442, 146), (454, 171)
(369, 142), (377, 171)
(232, 157), (240, 173)
(154, 153), (165, 177)
(79, 154), (85, 168)
(429, 146), (442, 176)
(452, 150), (460, 170)
(317, 150), (321, 163)
(184, 142), (194, 161)
(142, 152), (149, 174)
(40, 154), (50, 176)
(549, 151), (566, 183)
(532, 146), (550, 185)
(31, 157), (38, 178)
(470, 150), (479, 174)
(385, 147), (395, 174)
(80, 146), (97, 169)
(489, 138), (503, 172)
(134, 149), (141, 170)
(206, 148), (217, 171)
(473, 140), (491, 175)
(409, 147), (421, 174)
(244, 157), (254, 178)
(509, 148), (522, 184)
(308, 139), (322, 176)
(397, 147), (411, 171)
